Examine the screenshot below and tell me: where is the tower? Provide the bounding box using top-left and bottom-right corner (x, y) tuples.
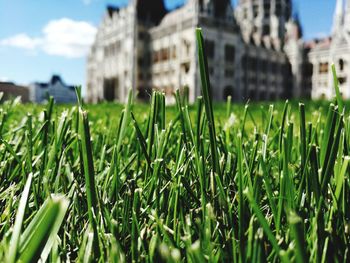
(284, 13), (305, 98)
(196, 0), (233, 20)
(136, 0), (167, 25)
(332, 0), (344, 35)
(236, 0), (292, 45)
(270, 0), (292, 40)
(344, 0), (350, 31)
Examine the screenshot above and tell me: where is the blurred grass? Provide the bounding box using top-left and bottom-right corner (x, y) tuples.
(1, 99), (338, 132)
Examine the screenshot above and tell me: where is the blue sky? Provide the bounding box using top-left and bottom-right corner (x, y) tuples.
(0, 0), (336, 89)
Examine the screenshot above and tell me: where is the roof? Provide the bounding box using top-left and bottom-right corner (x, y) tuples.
(0, 82), (30, 102)
(33, 75), (76, 91)
(0, 81), (15, 85)
(311, 37), (332, 49)
(158, 4), (186, 26)
(107, 5), (120, 18)
(0, 82), (28, 89)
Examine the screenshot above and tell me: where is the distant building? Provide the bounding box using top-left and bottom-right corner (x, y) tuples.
(86, 0), (346, 103)
(87, 0), (305, 104)
(30, 75), (77, 104)
(308, 0), (350, 99)
(0, 82), (30, 103)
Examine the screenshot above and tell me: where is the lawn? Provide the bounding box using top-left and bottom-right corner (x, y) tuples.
(0, 29), (349, 262)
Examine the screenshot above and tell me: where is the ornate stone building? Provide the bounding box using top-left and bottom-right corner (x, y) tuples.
(86, 0), (310, 103)
(308, 0), (350, 99)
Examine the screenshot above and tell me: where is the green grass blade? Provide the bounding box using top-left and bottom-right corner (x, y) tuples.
(117, 89), (133, 151)
(7, 173), (33, 263)
(288, 211), (308, 263)
(196, 27), (220, 176)
(78, 108), (100, 257)
(331, 64), (344, 113)
(17, 195), (69, 263)
(244, 188), (287, 262)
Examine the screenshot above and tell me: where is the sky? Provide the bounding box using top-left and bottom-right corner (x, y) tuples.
(0, 0), (336, 89)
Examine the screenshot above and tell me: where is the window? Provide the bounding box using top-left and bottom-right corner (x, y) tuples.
(225, 68), (234, 78)
(115, 41), (121, 53)
(264, 1), (270, 9)
(261, 60), (268, 73)
(104, 45), (112, 57)
(243, 9), (248, 19)
(276, 3), (281, 16)
(183, 39), (191, 56)
(271, 62), (277, 72)
(103, 78), (119, 101)
(263, 25), (270, 35)
(181, 62), (190, 74)
(138, 57), (144, 67)
(138, 31), (146, 40)
(160, 48), (169, 61)
(248, 57), (258, 71)
(137, 86), (151, 101)
(172, 46), (177, 59)
(339, 59), (345, 71)
(253, 4), (259, 17)
(339, 77), (347, 84)
(152, 51), (160, 63)
(319, 62), (329, 74)
(241, 55), (247, 68)
(204, 39), (215, 59)
(264, 1), (270, 18)
(225, 44), (235, 63)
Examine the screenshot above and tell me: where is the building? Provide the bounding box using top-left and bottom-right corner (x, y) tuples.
(0, 82), (30, 103)
(308, 0), (350, 99)
(30, 75), (77, 104)
(86, 0), (343, 103)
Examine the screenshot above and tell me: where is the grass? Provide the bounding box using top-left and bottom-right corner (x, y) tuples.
(0, 29), (349, 262)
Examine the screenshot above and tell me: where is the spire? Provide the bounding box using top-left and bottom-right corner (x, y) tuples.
(136, 0), (167, 25)
(345, 0), (350, 25)
(291, 12), (303, 39)
(333, 0), (344, 34)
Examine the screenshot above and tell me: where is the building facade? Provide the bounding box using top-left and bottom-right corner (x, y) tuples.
(0, 82), (30, 103)
(30, 75), (77, 104)
(86, 0), (341, 103)
(308, 0), (350, 99)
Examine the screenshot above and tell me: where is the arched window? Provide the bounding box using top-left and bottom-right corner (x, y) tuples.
(339, 59), (345, 71)
(103, 78), (119, 101)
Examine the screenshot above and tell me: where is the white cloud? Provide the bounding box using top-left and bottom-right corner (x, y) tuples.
(0, 18), (97, 58)
(41, 18), (97, 58)
(0, 33), (41, 50)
